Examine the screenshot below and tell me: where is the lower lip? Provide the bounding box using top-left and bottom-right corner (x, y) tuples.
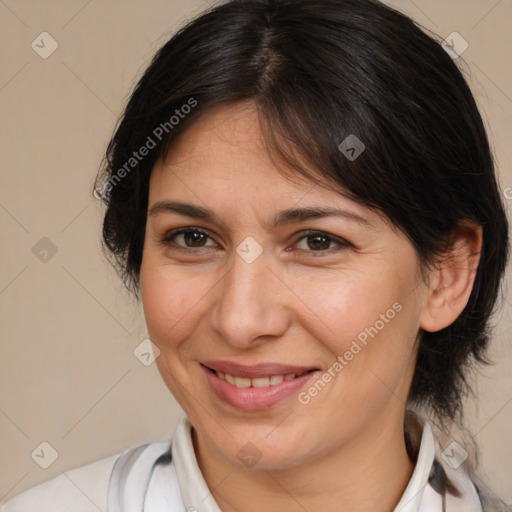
(201, 364), (319, 411)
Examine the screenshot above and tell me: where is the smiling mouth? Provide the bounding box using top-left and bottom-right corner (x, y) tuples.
(203, 365), (316, 388)
(200, 363), (320, 410)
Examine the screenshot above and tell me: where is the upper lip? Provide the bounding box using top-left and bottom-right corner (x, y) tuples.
(201, 361), (319, 378)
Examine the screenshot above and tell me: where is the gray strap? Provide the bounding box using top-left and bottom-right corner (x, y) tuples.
(476, 485), (512, 512)
(107, 444), (151, 512)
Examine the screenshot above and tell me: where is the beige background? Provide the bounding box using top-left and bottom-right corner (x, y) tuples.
(0, 0), (511, 506)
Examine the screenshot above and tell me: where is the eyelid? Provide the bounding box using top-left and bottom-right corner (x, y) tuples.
(158, 226), (218, 246)
(291, 230), (352, 252)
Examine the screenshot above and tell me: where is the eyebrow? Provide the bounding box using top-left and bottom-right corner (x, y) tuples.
(148, 201), (371, 229)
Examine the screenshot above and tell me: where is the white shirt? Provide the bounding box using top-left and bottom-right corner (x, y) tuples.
(1, 411), (506, 512)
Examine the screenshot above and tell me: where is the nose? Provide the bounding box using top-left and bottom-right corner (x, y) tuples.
(209, 248), (291, 348)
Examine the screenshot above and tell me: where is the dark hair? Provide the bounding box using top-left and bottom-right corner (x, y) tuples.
(95, 0), (509, 424)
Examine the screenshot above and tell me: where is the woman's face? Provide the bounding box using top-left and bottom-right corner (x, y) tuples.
(140, 102), (430, 470)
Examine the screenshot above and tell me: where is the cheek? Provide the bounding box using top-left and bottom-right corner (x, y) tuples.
(290, 267), (419, 397)
(139, 262), (208, 350)
(139, 262), (212, 401)
(288, 269), (404, 352)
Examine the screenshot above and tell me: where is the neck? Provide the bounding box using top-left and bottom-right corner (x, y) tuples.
(193, 410), (416, 512)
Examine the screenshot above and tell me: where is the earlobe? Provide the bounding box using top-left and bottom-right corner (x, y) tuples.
(420, 221), (483, 333)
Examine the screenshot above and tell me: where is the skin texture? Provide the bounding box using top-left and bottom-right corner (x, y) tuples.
(139, 101), (482, 512)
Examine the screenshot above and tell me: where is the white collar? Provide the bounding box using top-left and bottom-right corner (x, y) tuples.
(394, 415), (437, 511)
(151, 412), (482, 512)
(161, 411), (482, 512)
(170, 415), (223, 512)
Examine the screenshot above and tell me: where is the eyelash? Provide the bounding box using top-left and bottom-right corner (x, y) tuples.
(158, 227), (351, 255)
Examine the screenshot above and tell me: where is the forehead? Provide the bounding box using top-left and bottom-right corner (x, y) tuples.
(148, 101), (387, 231)
(154, 102), (297, 184)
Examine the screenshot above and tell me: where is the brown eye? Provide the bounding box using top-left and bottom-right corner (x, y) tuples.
(295, 231), (348, 253)
(305, 234), (332, 251)
(181, 230), (208, 247)
(161, 228), (216, 249)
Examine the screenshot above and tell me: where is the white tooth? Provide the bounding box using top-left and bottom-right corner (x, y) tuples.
(220, 373), (298, 387)
(270, 375), (285, 385)
(234, 376), (252, 388)
(252, 376), (270, 388)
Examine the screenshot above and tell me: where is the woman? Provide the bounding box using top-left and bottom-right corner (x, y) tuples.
(2, 0), (510, 510)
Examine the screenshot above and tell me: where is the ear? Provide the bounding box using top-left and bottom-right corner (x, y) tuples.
(420, 221), (483, 333)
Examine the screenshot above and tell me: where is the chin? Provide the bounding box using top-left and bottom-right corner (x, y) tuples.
(227, 446), (302, 472)
(212, 431), (307, 471)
